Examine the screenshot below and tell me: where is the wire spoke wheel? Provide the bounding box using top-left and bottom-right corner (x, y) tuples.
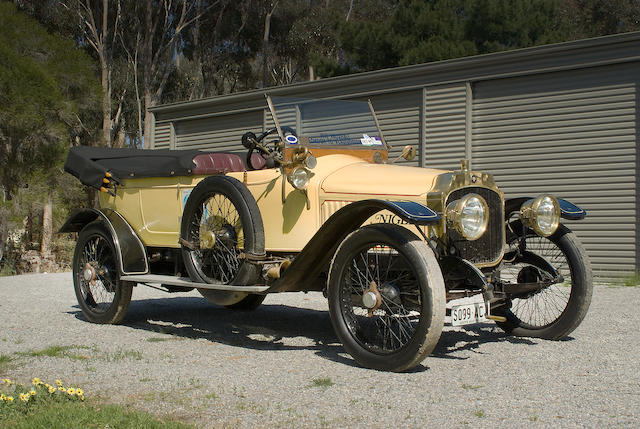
(187, 193), (244, 284)
(328, 224), (445, 372)
(180, 176), (264, 308)
(502, 235), (572, 328)
(496, 221), (593, 339)
(343, 246), (421, 354)
(79, 235), (117, 312)
(72, 223), (132, 324)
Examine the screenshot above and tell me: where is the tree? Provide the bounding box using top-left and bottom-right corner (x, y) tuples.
(59, 0), (126, 147)
(0, 2), (99, 268)
(120, 0), (205, 146)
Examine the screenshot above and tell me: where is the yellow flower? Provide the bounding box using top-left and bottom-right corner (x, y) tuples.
(19, 393), (29, 402)
(2, 378), (13, 385)
(67, 388), (76, 395)
(76, 389), (84, 396)
(78, 395), (85, 401)
(58, 387), (66, 392)
(55, 379), (63, 386)
(0, 394), (5, 401)
(32, 378), (42, 385)
(6, 396), (13, 402)
(48, 386), (56, 394)
(30, 389), (36, 395)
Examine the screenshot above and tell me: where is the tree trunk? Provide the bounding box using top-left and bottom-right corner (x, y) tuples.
(262, 2), (278, 88)
(143, 90), (152, 148)
(346, 0), (354, 21)
(101, 65), (112, 147)
(100, 0), (112, 147)
(40, 193), (52, 258)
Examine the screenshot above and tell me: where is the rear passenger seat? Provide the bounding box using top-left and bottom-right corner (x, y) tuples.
(191, 152), (266, 175)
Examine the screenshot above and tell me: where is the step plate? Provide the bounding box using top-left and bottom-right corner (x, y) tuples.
(120, 274), (269, 293)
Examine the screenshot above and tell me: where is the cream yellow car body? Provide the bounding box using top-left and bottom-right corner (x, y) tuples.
(100, 153), (450, 252)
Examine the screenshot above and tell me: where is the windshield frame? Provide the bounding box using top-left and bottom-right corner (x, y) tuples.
(265, 95), (390, 152)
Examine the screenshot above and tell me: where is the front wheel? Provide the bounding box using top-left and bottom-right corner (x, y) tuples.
(328, 224), (445, 372)
(72, 223), (133, 324)
(495, 222), (593, 339)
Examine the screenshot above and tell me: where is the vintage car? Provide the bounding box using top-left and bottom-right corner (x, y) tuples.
(61, 96), (592, 372)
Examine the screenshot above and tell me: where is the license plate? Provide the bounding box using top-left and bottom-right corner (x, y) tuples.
(451, 302), (489, 326)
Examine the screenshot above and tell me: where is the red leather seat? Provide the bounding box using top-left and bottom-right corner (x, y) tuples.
(191, 153), (266, 175)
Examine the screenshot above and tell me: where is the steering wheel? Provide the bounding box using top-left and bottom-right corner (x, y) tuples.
(242, 126), (298, 171)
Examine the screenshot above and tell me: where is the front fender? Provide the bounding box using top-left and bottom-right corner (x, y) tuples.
(505, 197), (587, 221)
(268, 199), (440, 293)
(60, 208), (148, 275)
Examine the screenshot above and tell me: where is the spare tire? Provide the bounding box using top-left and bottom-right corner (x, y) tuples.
(180, 175), (265, 307)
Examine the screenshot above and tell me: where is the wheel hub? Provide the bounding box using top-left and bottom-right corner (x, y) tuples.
(363, 281), (382, 317)
(217, 224), (237, 245)
(200, 230), (216, 249)
(380, 283), (401, 304)
(83, 263), (96, 285)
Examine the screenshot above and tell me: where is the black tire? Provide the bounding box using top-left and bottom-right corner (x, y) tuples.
(328, 224), (445, 372)
(181, 176), (265, 307)
(72, 223), (133, 324)
(495, 222), (593, 339)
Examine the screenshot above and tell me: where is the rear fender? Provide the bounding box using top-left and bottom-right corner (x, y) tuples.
(505, 197), (587, 221)
(268, 199), (440, 292)
(59, 208), (148, 275)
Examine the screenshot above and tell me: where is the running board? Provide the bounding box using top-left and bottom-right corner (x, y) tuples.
(119, 274), (269, 293)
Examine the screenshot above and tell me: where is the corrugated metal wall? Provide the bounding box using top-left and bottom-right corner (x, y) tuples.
(472, 64), (638, 279)
(424, 83), (468, 170)
(369, 91), (422, 166)
(174, 111), (263, 151)
(154, 123), (172, 149)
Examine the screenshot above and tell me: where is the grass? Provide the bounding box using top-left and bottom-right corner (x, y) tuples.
(461, 384), (482, 390)
(103, 349), (142, 362)
(618, 271), (640, 287)
(309, 377), (334, 388)
(474, 410), (485, 418)
(0, 355), (15, 372)
(147, 337), (173, 343)
(1, 395), (193, 429)
(16, 345), (90, 361)
(14, 345), (142, 363)
(0, 378), (194, 429)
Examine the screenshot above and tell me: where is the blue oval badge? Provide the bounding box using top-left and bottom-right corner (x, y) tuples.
(285, 135), (298, 145)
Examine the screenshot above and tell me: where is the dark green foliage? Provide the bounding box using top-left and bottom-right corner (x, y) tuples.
(0, 2), (99, 198)
(0, 2), (100, 272)
(338, 0), (640, 72)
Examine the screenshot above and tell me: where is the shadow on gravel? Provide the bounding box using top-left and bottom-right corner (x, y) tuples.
(72, 296), (362, 368)
(433, 324), (538, 360)
(69, 297), (544, 367)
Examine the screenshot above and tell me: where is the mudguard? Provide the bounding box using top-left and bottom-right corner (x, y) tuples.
(268, 199), (440, 293)
(59, 208), (148, 275)
(505, 197), (587, 220)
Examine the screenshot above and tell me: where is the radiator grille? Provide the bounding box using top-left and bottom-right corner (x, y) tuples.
(446, 187), (504, 266)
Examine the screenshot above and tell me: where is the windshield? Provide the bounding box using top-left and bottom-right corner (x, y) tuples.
(267, 96), (386, 149)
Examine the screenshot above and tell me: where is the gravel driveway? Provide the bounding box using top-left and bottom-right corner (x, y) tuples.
(0, 272), (638, 427)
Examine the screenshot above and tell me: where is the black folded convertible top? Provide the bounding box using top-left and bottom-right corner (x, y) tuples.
(64, 146), (203, 190)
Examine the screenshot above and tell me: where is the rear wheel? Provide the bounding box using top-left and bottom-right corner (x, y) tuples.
(328, 224), (445, 372)
(495, 222), (593, 339)
(72, 223), (132, 324)
(181, 176), (265, 307)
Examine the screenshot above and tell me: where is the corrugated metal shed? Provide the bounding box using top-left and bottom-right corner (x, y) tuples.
(150, 32), (640, 281)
